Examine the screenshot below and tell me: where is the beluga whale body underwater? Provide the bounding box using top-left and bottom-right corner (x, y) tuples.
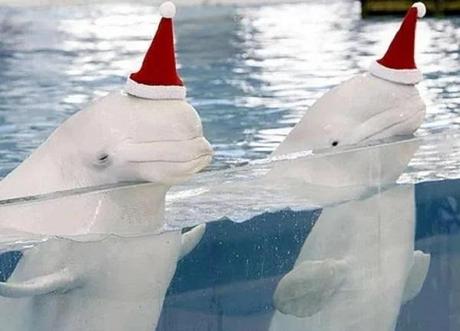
(269, 3), (430, 331)
(0, 2), (212, 331)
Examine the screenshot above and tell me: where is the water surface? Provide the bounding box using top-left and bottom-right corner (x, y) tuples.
(0, 0), (459, 178)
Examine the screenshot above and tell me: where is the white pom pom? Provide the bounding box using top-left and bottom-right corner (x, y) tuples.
(412, 2), (426, 18)
(160, 1), (176, 19)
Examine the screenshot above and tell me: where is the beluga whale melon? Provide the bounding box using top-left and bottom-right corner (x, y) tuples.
(269, 3), (430, 331)
(0, 2), (212, 331)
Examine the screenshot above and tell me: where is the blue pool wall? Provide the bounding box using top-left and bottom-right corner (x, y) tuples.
(0, 179), (459, 330)
(158, 209), (319, 331)
(158, 178), (460, 331)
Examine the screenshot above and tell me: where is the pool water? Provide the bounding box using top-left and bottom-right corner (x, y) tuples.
(0, 2), (460, 331)
(160, 180), (460, 331)
(0, 0), (459, 178)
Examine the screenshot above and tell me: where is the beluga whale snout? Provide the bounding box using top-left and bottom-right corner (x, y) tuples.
(0, 2), (211, 331)
(270, 3), (430, 331)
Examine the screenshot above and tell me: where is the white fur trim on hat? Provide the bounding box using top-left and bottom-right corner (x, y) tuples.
(125, 77), (186, 100)
(369, 61), (423, 85)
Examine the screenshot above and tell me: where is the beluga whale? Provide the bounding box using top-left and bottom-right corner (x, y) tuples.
(0, 2), (212, 331)
(269, 3), (430, 331)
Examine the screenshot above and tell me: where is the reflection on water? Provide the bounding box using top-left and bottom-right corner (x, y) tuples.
(0, 1), (459, 178)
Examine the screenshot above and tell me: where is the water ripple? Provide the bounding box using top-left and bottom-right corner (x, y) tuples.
(0, 1), (459, 179)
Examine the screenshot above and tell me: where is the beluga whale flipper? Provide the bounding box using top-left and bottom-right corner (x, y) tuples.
(0, 2), (212, 330)
(0, 267), (81, 298)
(269, 3), (429, 331)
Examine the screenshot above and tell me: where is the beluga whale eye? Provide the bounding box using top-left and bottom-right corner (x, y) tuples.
(95, 152), (111, 167)
(331, 141), (339, 147)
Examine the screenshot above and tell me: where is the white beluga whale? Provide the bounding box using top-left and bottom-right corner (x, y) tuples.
(269, 3), (430, 331)
(0, 2), (212, 331)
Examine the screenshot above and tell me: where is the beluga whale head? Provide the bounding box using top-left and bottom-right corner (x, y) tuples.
(0, 2), (212, 201)
(0, 2), (213, 236)
(270, 2), (426, 191)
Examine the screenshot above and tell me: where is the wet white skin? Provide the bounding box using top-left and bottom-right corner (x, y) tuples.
(269, 74), (430, 331)
(0, 91), (213, 200)
(274, 74), (425, 156)
(268, 74), (425, 189)
(0, 91), (212, 331)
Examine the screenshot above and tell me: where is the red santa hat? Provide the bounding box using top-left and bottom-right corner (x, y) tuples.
(125, 1), (186, 100)
(369, 2), (426, 85)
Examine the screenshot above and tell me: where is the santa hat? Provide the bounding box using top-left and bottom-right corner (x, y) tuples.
(125, 2), (186, 100)
(369, 2), (426, 85)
